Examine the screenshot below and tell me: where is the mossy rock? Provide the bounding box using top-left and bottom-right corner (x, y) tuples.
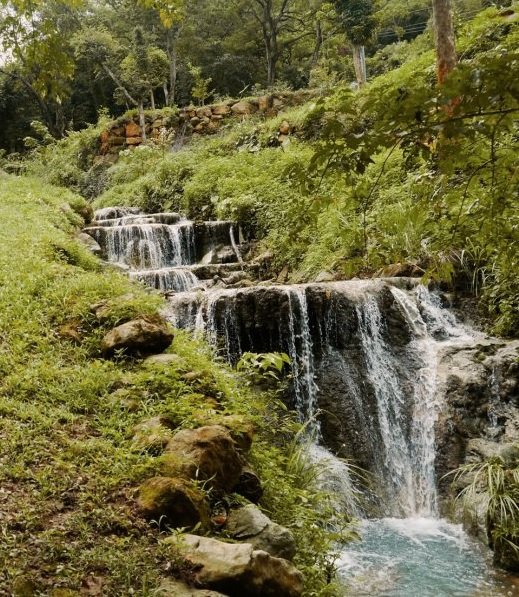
(137, 477), (209, 528)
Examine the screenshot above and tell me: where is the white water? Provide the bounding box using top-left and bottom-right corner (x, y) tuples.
(88, 209), (508, 595)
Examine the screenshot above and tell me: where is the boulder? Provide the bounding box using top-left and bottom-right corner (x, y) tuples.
(226, 505), (296, 560)
(279, 120), (290, 135)
(137, 477), (209, 528)
(101, 317), (174, 358)
(231, 101), (257, 116)
(132, 415), (177, 453)
(258, 95), (273, 112)
(196, 107), (213, 119)
(126, 136), (143, 146)
(212, 104), (232, 116)
(77, 232), (102, 256)
(164, 426), (243, 492)
(233, 467), (263, 503)
(164, 534), (303, 596)
(125, 121), (141, 137)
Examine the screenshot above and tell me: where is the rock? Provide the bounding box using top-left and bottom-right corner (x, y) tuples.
(164, 426), (243, 492)
(231, 101), (257, 116)
(101, 317), (174, 358)
(125, 121), (141, 137)
(233, 467), (263, 503)
(158, 579), (227, 596)
(126, 136), (143, 146)
(132, 415), (178, 453)
(258, 95), (273, 112)
(277, 266), (289, 284)
(77, 232), (102, 256)
(377, 262), (424, 278)
(196, 107), (213, 119)
(314, 270), (335, 283)
(279, 120), (290, 135)
(214, 415), (254, 452)
(226, 505), (296, 560)
(212, 104), (232, 116)
(143, 353), (188, 368)
(164, 534), (303, 596)
(137, 477), (209, 528)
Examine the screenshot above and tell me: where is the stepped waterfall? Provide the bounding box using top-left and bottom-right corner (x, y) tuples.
(85, 208), (511, 596)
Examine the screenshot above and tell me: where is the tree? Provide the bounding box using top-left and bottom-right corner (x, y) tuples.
(0, 0), (84, 136)
(137, 0), (186, 105)
(245, 0), (323, 87)
(119, 28), (169, 138)
(432, 0), (457, 84)
(334, 0), (376, 86)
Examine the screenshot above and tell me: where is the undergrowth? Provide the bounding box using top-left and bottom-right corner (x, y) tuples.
(20, 8), (519, 337)
(0, 173), (345, 596)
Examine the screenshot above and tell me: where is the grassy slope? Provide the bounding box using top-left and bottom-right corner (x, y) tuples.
(0, 174), (340, 595)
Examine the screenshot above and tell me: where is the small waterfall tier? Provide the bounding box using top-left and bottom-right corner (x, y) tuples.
(84, 207), (253, 293)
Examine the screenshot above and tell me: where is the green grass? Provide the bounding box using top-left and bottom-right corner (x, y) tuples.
(0, 173), (345, 595)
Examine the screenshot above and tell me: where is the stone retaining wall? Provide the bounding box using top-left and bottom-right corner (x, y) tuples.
(99, 90), (315, 157)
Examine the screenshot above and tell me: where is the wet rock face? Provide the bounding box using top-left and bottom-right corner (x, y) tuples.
(435, 340), (519, 495)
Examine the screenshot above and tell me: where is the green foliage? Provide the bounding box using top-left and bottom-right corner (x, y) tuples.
(188, 62), (213, 105)
(334, 0), (377, 45)
(0, 173), (346, 594)
(446, 448), (519, 570)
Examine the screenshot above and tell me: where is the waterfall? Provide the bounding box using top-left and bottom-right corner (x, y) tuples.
(286, 288), (319, 427)
(356, 296), (417, 515)
(86, 222), (196, 269)
(230, 225), (244, 265)
(129, 267), (199, 292)
(86, 207), (505, 596)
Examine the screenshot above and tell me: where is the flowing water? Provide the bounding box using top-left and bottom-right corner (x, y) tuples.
(84, 209), (517, 597)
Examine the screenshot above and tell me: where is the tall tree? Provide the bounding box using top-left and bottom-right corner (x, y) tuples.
(432, 0), (457, 84)
(0, 0), (84, 136)
(334, 0), (376, 86)
(246, 0), (321, 87)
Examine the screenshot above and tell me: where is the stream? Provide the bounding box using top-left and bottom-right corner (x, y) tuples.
(84, 207), (518, 596)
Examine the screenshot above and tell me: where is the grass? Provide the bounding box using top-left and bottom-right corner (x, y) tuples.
(0, 173), (345, 595)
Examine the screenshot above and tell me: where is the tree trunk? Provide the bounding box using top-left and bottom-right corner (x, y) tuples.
(139, 102), (147, 141)
(163, 83), (169, 106)
(266, 42), (277, 88)
(432, 0), (457, 84)
(352, 45), (367, 87)
(150, 90), (155, 110)
(311, 20), (323, 67)
(166, 27), (178, 106)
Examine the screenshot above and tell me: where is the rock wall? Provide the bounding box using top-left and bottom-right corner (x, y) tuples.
(98, 90), (315, 159)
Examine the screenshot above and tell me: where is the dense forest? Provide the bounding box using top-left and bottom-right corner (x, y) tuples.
(0, 0), (518, 595)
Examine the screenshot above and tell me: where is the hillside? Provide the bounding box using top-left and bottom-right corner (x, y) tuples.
(0, 1), (518, 595)
(20, 6), (519, 337)
(0, 174), (344, 595)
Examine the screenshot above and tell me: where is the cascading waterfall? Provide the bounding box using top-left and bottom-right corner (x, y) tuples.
(356, 296), (418, 515)
(88, 207), (507, 596)
(84, 210), (202, 293)
(86, 222), (196, 269)
(129, 267), (199, 292)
